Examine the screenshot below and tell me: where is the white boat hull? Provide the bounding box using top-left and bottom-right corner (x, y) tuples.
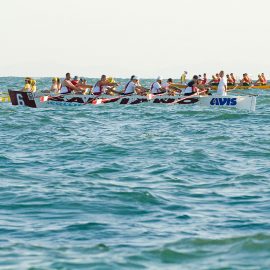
(8, 90), (256, 111)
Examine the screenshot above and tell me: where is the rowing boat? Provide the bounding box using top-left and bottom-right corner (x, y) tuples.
(211, 84), (270, 90)
(8, 90), (257, 111)
(171, 83), (270, 91)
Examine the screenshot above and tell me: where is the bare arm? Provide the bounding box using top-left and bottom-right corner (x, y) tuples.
(100, 82), (119, 87)
(64, 81), (81, 91)
(77, 83), (93, 89)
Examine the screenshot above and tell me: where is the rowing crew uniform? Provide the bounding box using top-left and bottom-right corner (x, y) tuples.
(122, 81), (137, 95)
(93, 82), (104, 95)
(60, 80), (73, 94)
(71, 80), (79, 86)
(184, 80), (198, 96)
(217, 77), (227, 96)
(151, 82), (163, 94)
(258, 77), (266, 85)
(202, 78), (207, 85)
(31, 86), (37, 92)
(242, 77), (251, 86)
(261, 76), (267, 84)
(227, 78), (234, 86)
(212, 78), (220, 86)
(23, 83), (31, 92)
(60, 86), (70, 94)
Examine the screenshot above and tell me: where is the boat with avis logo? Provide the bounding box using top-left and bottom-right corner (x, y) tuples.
(8, 89), (257, 111)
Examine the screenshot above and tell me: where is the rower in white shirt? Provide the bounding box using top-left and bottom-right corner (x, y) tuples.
(216, 70), (228, 96)
(122, 76), (147, 95)
(150, 76), (166, 94)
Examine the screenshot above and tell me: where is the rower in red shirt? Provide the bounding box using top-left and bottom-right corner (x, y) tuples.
(208, 75), (219, 86)
(261, 73), (267, 85)
(255, 74), (265, 85)
(215, 73), (220, 83)
(230, 73), (236, 85)
(71, 76), (79, 86)
(240, 73), (252, 86)
(202, 73), (207, 84)
(226, 74), (234, 86)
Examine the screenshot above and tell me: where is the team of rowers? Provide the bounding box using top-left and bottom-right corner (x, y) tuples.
(22, 71), (268, 97)
(181, 72), (267, 86)
(50, 73), (211, 96)
(207, 73), (267, 86)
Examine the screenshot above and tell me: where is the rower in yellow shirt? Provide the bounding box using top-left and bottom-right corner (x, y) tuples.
(106, 77), (117, 95)
(180, 71), (188, 85)
(30, 80), (37, 92)
(22, 77), (32, 91)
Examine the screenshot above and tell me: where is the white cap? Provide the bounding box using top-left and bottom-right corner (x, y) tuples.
(133, 76), (139, 80)
(157, 76), (163, 81)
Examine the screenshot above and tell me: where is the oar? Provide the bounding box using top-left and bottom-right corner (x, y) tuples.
(251, 84), (269, 89)
(226, 84), (259, 96)
(170, 90), (207, 105)
(226, 84), (239, 93)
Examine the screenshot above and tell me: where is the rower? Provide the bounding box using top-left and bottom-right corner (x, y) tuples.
(21, 77), (32, 91)
(180, 71), (188, 85)
(30, 80), (37, 93)
(202, 73), (207, 85)
(60, 73), (82, 94)
(183, 75), (199, 96)
(75, 77), (93, 94)
(226, 74), (234, 86)
(122, 75), (135, 92)
(230, 73), (236, 85)
(240, 73), (252, 86)
(216, 70), (227, 96)
(71, 76), (80, 86)
(162, 78), (178, 95)
(92, 75), (118, 95)
(150, 76), (166, 95)
(208, 75), (219, 86)
(79, 77), (87, 85)
(50, 77), (59, 93)
(197, 77), (210, 95)
(122, 76), (146, 95)
(255, 74), (265, 85)
(105, 77), (117, 95)
(162, 78), (173, 90)
(215, 73), (220, 83)
(261, 73), (267, 85)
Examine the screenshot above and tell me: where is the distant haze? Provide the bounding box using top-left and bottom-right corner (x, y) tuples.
(1, 0), (270, 79)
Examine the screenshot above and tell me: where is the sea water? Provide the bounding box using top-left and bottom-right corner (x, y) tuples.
(0, 77), (270, 269)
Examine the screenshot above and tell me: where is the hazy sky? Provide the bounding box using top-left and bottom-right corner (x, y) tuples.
(0, 0), (269, 78)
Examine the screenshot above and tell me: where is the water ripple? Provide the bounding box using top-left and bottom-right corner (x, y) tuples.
(0, 77), (270, 269)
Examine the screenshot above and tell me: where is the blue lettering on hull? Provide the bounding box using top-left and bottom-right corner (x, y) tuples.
(210, 98), (237, 106)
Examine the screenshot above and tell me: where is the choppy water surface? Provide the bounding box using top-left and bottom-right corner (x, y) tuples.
(0, 77), (270, 269)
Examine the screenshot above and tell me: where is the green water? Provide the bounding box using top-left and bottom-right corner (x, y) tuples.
(0, 77), (270, 269)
